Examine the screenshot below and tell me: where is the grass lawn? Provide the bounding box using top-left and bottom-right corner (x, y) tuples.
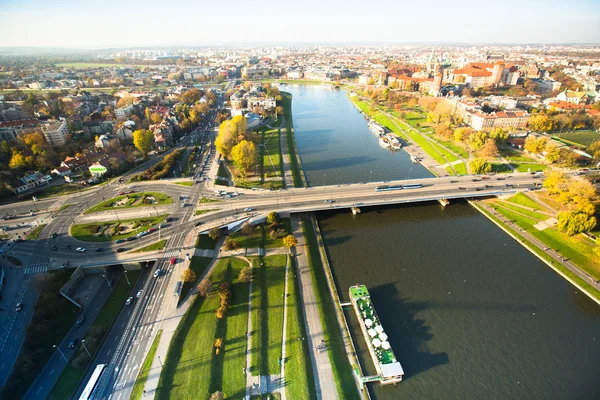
(132, 239), (166, 253)
(301, 217), (360, 400)
(229, 219), (291, 249)
(70, 215), (167, 242)
(26, 224), (46, 239)
(131, 330), (162, 400)
(281, 92), (304, 188)
(179, 256), (212, 304)
(174, 181), (193, 187)
(48, 270), (140, 400)
(372, 114), (408, 142)
(489, 204), (599, 278)
(454, 162), (467, 175)
(37, 183), (89, 199)
(262, 127), (282, 179)
(157, 257), (250, 399)
(250, 255), (286, 376)
(553, 130), (600, 147)
(84, 192), (172, 214)
(507, 193), (546, 211)
(217, 163), (229, 179)
(436, 138), (469, 158)
(195, 234), (217, 249)
(501, 148), (538, 163)
(199, 197), (221, 203)
(59, 204), (72, 211)
(194, 209), (214, 215)
(491, 202), (549, 220)
(285, 257), (317, 399)
(474, 203), (600, 302)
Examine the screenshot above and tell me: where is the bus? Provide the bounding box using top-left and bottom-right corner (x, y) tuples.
(402, 183), (423, 189)
(375, 185), (403, 192)
(174, 281), (183, 296)
(79, 364), (106, 400)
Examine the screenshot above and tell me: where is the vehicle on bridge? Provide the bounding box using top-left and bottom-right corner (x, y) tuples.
(375, 183), (423, 192)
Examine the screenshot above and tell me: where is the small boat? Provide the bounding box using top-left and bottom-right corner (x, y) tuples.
(379, 136), (391, 148)
(386, 134), (401, 150)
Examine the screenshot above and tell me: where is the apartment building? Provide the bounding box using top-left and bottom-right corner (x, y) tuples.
(42, 119), (69, 146)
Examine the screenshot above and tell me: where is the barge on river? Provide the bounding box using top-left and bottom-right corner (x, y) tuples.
(349, 284), (404, 385)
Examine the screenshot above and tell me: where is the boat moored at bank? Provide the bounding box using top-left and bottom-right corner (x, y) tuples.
(349, 284), (404, 385)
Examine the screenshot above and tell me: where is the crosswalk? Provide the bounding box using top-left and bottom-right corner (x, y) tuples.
(23, 263), (48, 275)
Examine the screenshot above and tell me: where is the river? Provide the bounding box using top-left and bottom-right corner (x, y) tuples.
(284, 84), (600, 399)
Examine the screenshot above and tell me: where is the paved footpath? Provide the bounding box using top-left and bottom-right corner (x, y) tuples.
(290, 215), (338, 400)
(279, 115), (294, 187)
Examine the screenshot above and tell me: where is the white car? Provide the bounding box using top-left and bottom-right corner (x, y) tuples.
(244, 208), (253, 212)
(75, 247), (86, 252)
(125, 297), (133, 306)
(136, 290), (143, 298)
(154, 269), (161, 278)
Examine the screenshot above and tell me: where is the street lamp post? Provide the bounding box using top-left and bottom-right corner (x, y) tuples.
(158, 355), (163, 366)
(102, 273), (111, 288)
(81, 340), (92, 358)
(124, 270), (131, 286)
(53, 344), (68, 362)
(323, 174), (326, 187)
(114, 212), (120, 223)
(368, 170), (373, 184)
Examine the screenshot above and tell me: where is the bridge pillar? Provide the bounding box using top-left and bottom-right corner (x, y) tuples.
(351, 207), (361, 215)
(438, 198), (450, 207)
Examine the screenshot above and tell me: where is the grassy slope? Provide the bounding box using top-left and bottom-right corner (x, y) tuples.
(507, 192), (546, 210)
(157, 257), (249, 399)
(26, 224), (46, 239)
(178, 256), (212, 304)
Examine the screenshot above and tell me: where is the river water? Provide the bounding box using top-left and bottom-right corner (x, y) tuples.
(285, 84), (600, 399)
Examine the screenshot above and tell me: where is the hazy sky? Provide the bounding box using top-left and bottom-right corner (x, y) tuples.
(1, 0), (599, 48)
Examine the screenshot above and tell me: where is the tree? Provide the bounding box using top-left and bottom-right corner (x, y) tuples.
(283, 235), (298, 253)
(9, 151), (28, 169)
(480, 139), (499, 158)
(468, 131), (488, 151)
(179, 118), (191, 132)
(544, 142), (561, 163)
(524, 135), (548, 154)
(469, 157), (492, 174)
(208, 228), (221, 240)
(267, 211), (280, 224)
(181, 268), (196, 283)
(224, 237), (239, 251)
(132, 129), (154, 156)
(230, 140), (256, 175)
(542, 170), (567, 194)
(588, 140), (600, 162)
(528, 114), (553, 132)
(557, 210), (597, 236)
(189, 109), (201, 124)
(558, 180), (597, 208)
(239, 266), (252, 283)
(197, 278), (213, 297)
(151, 113), (162, 125)
(230, 115), (248, 140)
(210, 391), (225, 400)
(215, 120), (237, 157)
(144, 107), (152, 121)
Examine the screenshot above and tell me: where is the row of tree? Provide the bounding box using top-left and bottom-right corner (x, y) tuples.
(214, 115), (257, 178)
(528, 111), (600, 133)
(523, 135), (580, 165)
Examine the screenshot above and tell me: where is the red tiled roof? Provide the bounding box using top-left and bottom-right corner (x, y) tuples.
(0, 119), (39, 128)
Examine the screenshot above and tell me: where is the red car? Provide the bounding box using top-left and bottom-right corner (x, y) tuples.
(148, 228), (156, 233)
(170, 257), (177, 265)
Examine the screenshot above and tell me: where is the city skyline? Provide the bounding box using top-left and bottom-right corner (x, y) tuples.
(1, 0), (600, 48)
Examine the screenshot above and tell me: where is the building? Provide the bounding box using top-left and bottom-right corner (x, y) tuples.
(246, 96), (276, 110)
(450, 62), (520, 87)
(467, 109), (529, 130)
(42, 119), (69, 146)
(13, 171), (51, 194)
(115, 104), (134, 120)
(0, 102), (26, 121)
(287, 70), (304, 79)
(241, 65), (270, 80)
(429, 73), (443, 97)
(556, 90), (588, 105)
(51, 165), (72, 177)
